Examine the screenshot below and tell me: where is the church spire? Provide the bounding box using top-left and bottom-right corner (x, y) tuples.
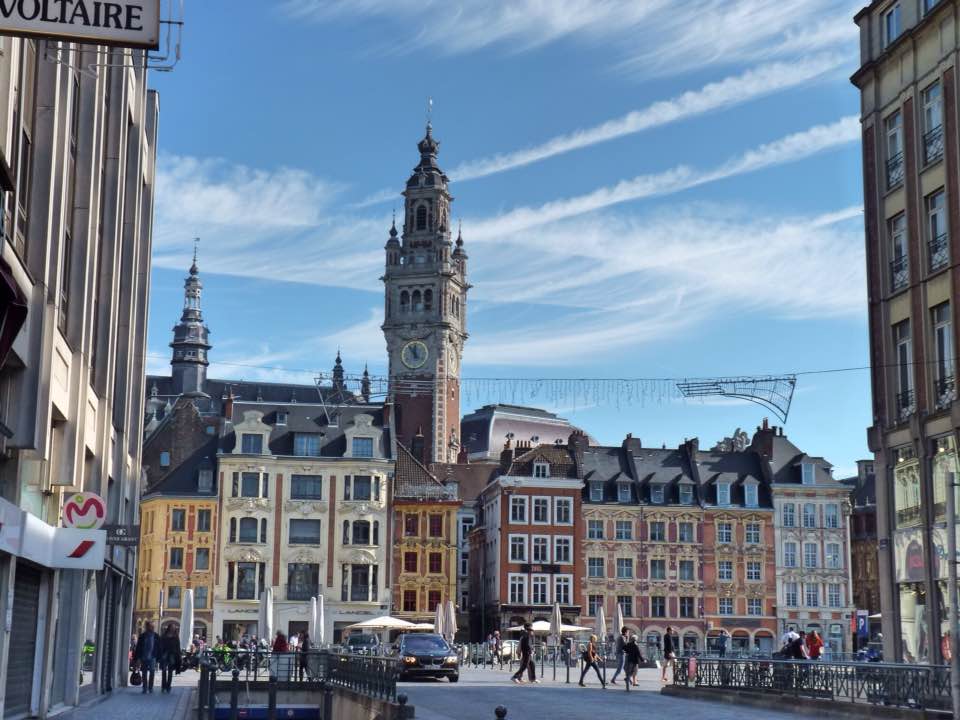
(361, 364), (371, 403)
(332, 350), (345, 394)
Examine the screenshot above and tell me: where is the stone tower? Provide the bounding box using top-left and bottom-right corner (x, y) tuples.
(170, 250), (211, 395)
(382, 123), (469, 463)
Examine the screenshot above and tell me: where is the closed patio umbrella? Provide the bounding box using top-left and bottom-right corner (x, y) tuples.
(259, 587), (274, 644)
(179, 589), (194, 651)
(434, 602), (446, 640)
(595, 605), (607, 642)
(615, 603), (625, 637)
(444, 600), (458, 644)
(310, 597), (318, 643)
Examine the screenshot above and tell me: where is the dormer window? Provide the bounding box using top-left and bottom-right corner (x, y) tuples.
(276, 411), (288, 426)
(352, 437), (374, 458)
(240, 434), (263, 454)
(294, 433), (321, 457)
(679, 484), (693, 505)
(650, 484), (665, 504)
(589, 484), (604, 502)
(617, 483), (631, 503)
(745, 483), (759, 508)
(717, 481), (731, 506)
(533, 462), (550, 478)
(198, 468), (213, 493)
(801, 463), (815, 485)
(159, 451), (170, 468)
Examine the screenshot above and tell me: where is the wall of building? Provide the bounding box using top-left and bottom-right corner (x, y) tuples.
(391, 500), (459, 621)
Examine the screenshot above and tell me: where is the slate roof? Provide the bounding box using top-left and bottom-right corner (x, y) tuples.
(695, 449), (771, 507)
(143, 436), (218, 499)
(764, 433), (840, 486)
(395, 443), (457, 500)
(460, 404), (585, 459)
(221, 401), (390, 459)
(503, 443), (578, 478)
(431, 462), (500, 502)
(581, 444), (698, 504)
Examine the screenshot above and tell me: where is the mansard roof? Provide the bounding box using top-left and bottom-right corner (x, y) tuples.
(143, 436), (218, 499)
(395, 443), (457, 500)
(504, 442), (579, 478)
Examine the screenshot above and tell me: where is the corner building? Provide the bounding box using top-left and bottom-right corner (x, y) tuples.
(852, 0), (960, 662)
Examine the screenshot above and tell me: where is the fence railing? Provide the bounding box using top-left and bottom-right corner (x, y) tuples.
(673, 656), (950, 711)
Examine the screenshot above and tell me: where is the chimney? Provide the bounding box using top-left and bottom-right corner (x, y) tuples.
(500, 439), (515, 472)
(567, 429), (589, 454)
(751, 422), (775, 460)
(622, 433), (642, 454)
(762, 417), (769, 431)
(221, 386), (235, 419)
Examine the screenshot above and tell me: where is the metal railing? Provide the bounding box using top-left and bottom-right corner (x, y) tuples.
(924, 125), (944, 164)
(936, 375), (956, 409)
(890, 255), (909, 292)
(929, 232), (949, 272)
(673, 657), (950, 711)
(896, 388), (915, 420)
(887, 151), (904, 189)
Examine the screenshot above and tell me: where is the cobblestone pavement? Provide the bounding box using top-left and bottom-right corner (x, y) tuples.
(399, 666), (799, 720)
(54, 671), (197, 720)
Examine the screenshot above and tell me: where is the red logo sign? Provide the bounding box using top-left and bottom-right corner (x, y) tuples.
(62, 493), (107, 530)
(67, 540), (95, 558)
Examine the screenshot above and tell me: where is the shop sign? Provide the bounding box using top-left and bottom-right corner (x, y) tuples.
(0, 0), (160, 49)
(103, 524), (139, 546)
(20, 512), (105, 569)
(62, 491), (107, 529)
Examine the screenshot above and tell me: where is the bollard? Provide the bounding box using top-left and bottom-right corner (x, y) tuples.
(229, 669), (240, 720)
(494, 707), (507, 719)
(267, 674), (277, 720)
(320, 679), (333, 720)
(397, 693), (409, 720)
(207, 666), (216, 720)
(198, 663), (209, 716)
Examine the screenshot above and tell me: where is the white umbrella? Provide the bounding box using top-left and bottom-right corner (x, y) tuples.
(615, 603), (625, 637)
(410, 622), (435, 631)
(444, 600), (458, 644)
(508, 620), (590, 634)
(258, 587), (274, 643)
(317, 595), (325, 646)
(309, 597), (318, 643)
(343, 615), (415, 631)
(595, 605), (607, 642)
(179, 589), (194, 650)
(549, 603), (562, 646)
(434, 602), (446, 639)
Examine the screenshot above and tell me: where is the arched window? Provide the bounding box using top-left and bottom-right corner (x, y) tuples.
(343, 520), (350, 545)
(424, 289), (433, 311)
(238, 517), (258, 543)
(352, 520), (371, 545)
(412, 290), (423, 312)
(416, 205), (427, 231)
(400, 291), (409, 313)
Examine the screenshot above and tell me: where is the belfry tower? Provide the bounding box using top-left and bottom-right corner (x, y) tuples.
(170, 247), (211, 395)
(382, 123), (469, 463)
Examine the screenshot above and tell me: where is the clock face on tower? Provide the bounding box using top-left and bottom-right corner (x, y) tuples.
(401, 340), (429, 369)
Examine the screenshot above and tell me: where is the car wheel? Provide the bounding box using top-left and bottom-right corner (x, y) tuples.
(449, 675), (459, 683)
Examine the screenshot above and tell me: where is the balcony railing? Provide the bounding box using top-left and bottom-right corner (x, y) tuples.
(935, 375), (956, 410)
(896, 388), (915, 421)
(285, 583), (320, 602)
(886, 151), (904, 189)
(928, 233), (949, 272)
(890, 256), (909, 291)
(924, 125), (944, 164)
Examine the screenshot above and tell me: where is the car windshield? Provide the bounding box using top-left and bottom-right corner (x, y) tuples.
(403, 635), (449, 652)
(348, 635), (378, 647)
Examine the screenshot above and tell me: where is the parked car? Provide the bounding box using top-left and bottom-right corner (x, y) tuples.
(343, 633), (381, 655)
(500, 639), (519, 660)
(396, 633), (459, 682)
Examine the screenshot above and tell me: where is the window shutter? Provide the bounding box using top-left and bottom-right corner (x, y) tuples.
(232, 472), (239, 497)
(262, 473), (269, 498)
(374, 477), (381, 502)
(373, 521), (380, 546)
(344, 475), (351, 500)
(260, 518), (267, 543)
(229, 517), (237, 543)
(258, 562), (265, 598)
(227, 563), (235, 600)
(342, 520), (349, 545)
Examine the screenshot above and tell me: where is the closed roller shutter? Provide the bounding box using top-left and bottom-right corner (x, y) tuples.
(5, 564), (41, 717)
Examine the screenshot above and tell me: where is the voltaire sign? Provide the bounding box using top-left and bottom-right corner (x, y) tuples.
(0, 0), (159, 49)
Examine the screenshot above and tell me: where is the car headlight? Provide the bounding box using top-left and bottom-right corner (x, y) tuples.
(443, 656), (458, 665)
(403, 656), (418, 665)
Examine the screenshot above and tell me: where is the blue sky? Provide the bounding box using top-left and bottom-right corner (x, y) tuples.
(146, 0), (870, 476)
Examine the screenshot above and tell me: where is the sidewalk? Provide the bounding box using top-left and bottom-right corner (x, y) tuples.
(54, 672), (196, 720)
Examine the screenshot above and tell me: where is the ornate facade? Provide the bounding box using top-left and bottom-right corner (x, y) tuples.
(382, 123), (469, 464)
(213, 403), (393, 644)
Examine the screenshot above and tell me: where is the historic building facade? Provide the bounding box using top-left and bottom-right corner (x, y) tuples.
(0, 39), (157, 712)
(472, 438), (585, 636)
(852, 0), (960, 662)
(213, 402), (393, 644)
(382, 123), (469, 465)
(391, 444), (460, 622)
(843, 459), (882, 644)
(754, 425), (856, 654)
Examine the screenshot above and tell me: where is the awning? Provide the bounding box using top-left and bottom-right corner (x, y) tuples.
(0, 257), (28, 369)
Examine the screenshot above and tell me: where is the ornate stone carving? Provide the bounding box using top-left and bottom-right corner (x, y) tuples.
(225, 497), (271, 513)
(223, 546), (264, 563)
(283, 500), (327, 515)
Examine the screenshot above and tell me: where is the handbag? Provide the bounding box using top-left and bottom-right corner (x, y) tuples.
(129, 669), (142, 686)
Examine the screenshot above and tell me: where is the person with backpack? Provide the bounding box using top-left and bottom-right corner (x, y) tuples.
(622, 635), (644, 691)
(158, 623), (181, 693)
(609, 627), (629, 684)
(578, 635), (605, 688)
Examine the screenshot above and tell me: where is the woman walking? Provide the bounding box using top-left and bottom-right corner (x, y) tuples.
(622, 635), (643, 691)
(660, 627), (676, 683)
(158, 623), (181, 693)
(578, 635), (605, 688)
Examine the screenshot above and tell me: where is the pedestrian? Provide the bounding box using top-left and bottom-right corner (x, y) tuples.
(159, 623), (182, 693)
(718, 629), (729, 658)
(622, 635), (643, 691)
(511, 623), (538, 684)
(806, 630), (823, 660)
(289, 631), (299, 652)
(134, 621), (161, 694)
(610, 626), (628, 684)
(578, 634), (605, 688)
(486, 633), (496, 666)
(273, 630), (289, 653)
(298, 632), (311, 680)
(660, 627), (676, 683)
(786, 631), (806, 659)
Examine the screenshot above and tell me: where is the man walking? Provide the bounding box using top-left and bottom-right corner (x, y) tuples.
(134, 622), (161, 694)
(609, 627), (628, 684)
(622, 635), (643, 691)
(718, 628), (729, 658)
(511, 623), (537, 684)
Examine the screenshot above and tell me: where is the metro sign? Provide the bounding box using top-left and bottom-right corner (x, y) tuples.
(62, 492), (107, 530)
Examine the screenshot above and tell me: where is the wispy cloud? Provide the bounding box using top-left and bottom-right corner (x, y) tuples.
(451, 54), (849, 182)
(469, 115), (860, 239)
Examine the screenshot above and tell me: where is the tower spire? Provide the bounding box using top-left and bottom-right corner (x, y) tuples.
(170, 249), (211, 396)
